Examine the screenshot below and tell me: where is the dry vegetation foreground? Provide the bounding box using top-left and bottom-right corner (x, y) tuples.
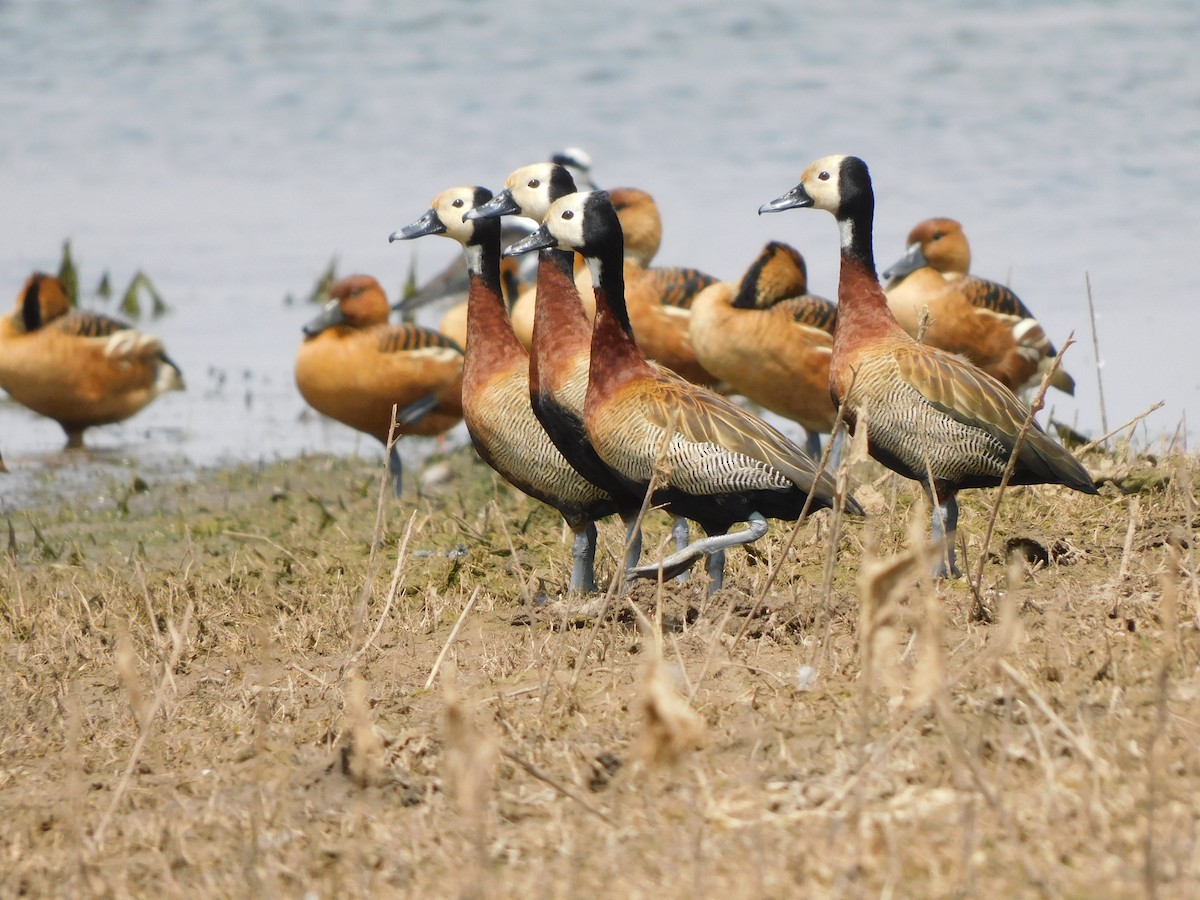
(1, 442), (1198, 898)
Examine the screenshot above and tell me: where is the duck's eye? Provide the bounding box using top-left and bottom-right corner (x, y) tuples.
(562, 209), (574, 220)
(452, 198), (464, 208)
(528, 179), (540, 188)
(818, 171), (830, 181)
(932, 232), (944, 240)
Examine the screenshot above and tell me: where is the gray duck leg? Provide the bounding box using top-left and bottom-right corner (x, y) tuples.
(569, 521), (599, 593)
(620, 512), (644, 572)
(930, 492), (962, 578)
(671, 516), (690, 583)
(627, 512), (769, 592)
(387, 444), (404, 497)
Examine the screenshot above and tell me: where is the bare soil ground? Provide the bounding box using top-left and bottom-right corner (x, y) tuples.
(1, 441), (1197, 898)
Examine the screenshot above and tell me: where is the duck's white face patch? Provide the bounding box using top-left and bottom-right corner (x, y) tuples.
(541, 192), (590, 251)
(800, 154), (847, 213)
(506, 163), (557, 220)
(431, 187), (478, 243)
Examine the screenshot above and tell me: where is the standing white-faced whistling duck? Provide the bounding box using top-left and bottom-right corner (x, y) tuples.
(760, 156), (1097, 577)
(294, 274), (464, 491)
(882, 217), (1076, 397)
(466, 162), (690, 569)
(689, 241), (839, 458)
(505, 191), (861, 594)
(391, 186), (620, 593)
(0, 272), (185, 450)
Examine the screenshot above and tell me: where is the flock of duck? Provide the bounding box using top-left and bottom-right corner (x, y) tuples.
(0, 150), (1098, 589)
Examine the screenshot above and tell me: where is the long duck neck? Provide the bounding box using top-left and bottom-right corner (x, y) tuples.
(530, 248), (590, 394)
(834, 196), (907, 349)
(464, 230), (526, 366)
(587, 239), (652, 389)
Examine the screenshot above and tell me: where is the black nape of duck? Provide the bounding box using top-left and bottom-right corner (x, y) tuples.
(21, 274), (44, 332)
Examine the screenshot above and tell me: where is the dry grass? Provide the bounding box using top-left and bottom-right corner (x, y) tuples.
(1, 441), (1198, 898)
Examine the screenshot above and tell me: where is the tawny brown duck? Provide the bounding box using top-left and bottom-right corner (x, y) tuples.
(689, 241), (839, 458)
(295, 274), (464, 489)
(761, 156), (1097, 577)
(882, 216), (1076, 397)
(391, 186), (618, 592)
(505, 191), (860, 593)
(0, 272), (184, 449)
(467, 162), (690, 568)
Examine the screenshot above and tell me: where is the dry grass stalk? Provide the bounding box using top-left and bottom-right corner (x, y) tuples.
(91, 595), (194, 850)
(634, 654), (704, 768)
(113, 622), (148, 730)
(721, 372), (857, 665)
(1117, 497), (1141, 583)
(441, 663), (496, 884)
(1074, 401), (1165, 457)
(1145, 545), (1181, 898)
(493, 502), (537, 618)
(343, 672), (385, 788)
(351, 404), (404, 647)
(132, 558), (161, 645)
(425, 585), (481, 690)
(1085, 273), (1109, 438)
(500, 749), (614, 826)
(350, 511), (417, 668)
(856, 519), (927, 703)
(971, 336), (1076, 608)
(998, 660), (1102, 772)
(909, 560), (946, 712)
(817, 399), (868, 665)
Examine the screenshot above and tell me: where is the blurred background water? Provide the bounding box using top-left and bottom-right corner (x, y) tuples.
(2, 0), (1197, 496)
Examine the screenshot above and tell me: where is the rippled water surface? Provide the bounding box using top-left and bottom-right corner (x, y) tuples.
(3, 1), (1198, 494)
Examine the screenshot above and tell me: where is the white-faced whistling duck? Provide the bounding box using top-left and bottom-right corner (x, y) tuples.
(0, 272), (184, 450)
(689, 241), (839, 458)
(391, 186), (619, 593)
(505, 191), (861, 594)
(295, 273), (464, 491)
(882, 216), (1076, 397)
(760, 156), (1097, 577)
(467, 162), (691, 570)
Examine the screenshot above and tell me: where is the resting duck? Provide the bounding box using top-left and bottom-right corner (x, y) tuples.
(295, 274), (463, 489)
(689, 241), (839, 458)
(883, 216), (1076, 396)
(0, 272), (184, 449)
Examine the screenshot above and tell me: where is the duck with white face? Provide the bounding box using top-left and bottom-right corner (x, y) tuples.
(504, 190), (859, 595)
(760, 155), (1096, 578)
(390, 186), (619, 594)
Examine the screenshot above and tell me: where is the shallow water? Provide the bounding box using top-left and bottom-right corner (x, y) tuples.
(2, 1), (1198, 498)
